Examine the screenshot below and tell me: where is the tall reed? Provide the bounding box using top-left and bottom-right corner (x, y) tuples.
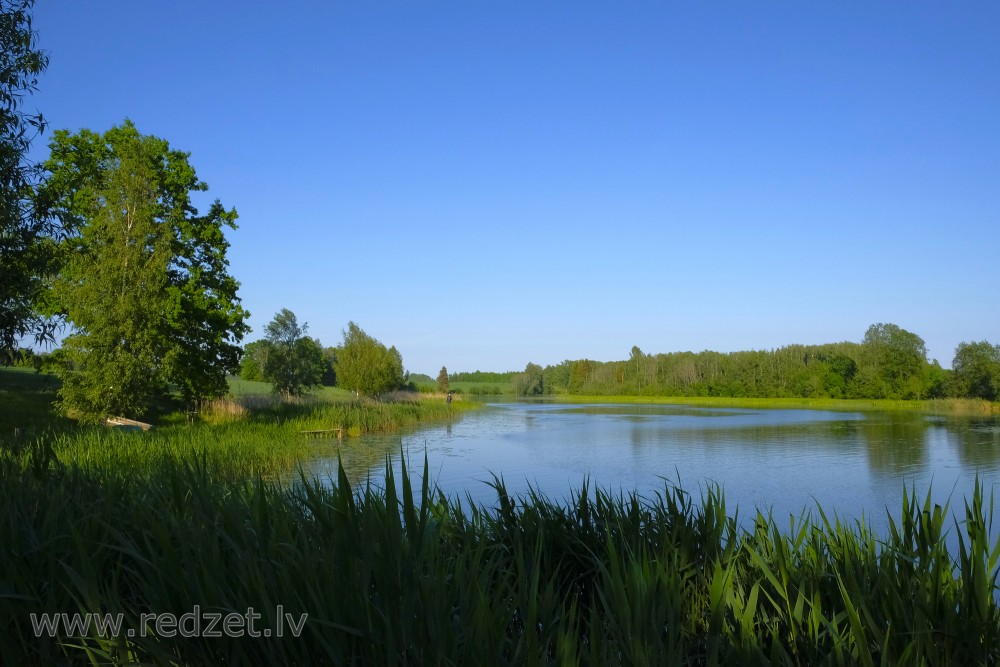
(2, 446), (998, 665)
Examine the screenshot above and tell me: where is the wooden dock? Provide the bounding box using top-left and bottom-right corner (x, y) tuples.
(105, 416), (153, 432)
(299, 427), (344, 440)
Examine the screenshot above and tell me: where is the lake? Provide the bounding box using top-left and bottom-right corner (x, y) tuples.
(297, 402), (1000, 534)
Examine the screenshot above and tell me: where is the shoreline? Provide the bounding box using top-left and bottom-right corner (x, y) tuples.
(539, 394), (1000, 415)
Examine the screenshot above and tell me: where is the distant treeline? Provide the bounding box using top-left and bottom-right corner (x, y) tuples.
(449, 370), (519, 384)
(494, 324), (999, 401)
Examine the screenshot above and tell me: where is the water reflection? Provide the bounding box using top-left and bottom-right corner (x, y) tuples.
(292, 403), (1000, 535)
(951, 421), (1000, 468)
(857, 414), (929, 475)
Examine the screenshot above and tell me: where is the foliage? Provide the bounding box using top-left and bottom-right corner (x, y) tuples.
(467, 384), (504, 396)
(0, 345), (32, 366)
(238, 339), (267, 382)
(513, 362), (545, 396)
(436, 365), (449, 393)
(334, 321), (404, 397)
(951, 341), (1000, 401)
(38, 121), (247, 422)
(0, 0), (55, 356)
(3, 449), (999, 665)
(408, 372), (435, 385)
(450, 369), (518, 384)
(320, 345), (337, 386)
(0, 366), (68, 435)
(518, 323), (985, 402)
(856, 322), (929, 399)
(258, 309), (324, 397)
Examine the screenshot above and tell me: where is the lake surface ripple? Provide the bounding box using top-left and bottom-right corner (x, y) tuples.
(299, 402), (1000, 534)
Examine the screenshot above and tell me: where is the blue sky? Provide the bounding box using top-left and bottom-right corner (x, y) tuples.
(30, 2), (999, 375)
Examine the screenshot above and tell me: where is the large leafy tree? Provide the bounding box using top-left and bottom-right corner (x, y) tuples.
(39, 121), (248, 421)
(239, 339), (269, 382)
(257, 308), (324, 396)
(514, 362), (545, 396)
(952, 341), (1000, 401)
(335, 322), (404, 397)
(855, 323), (928, 399)
(0, 0), (54, 355)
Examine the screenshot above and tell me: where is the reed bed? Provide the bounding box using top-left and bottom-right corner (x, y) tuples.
(36, 423), (316, 479)
(201, 392), (471, 434)
(2, 446), (999, 666)
(0, 394), (472, 481)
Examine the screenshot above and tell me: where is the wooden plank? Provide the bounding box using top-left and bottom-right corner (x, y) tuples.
(105, 416), (153, 432)
(299, 428), (344, 439)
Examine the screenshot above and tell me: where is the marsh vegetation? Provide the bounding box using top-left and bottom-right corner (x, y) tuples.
(3, 447), (999, 665)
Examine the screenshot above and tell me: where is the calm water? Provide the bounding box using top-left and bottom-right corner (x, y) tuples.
(296, 403), (1000, 533)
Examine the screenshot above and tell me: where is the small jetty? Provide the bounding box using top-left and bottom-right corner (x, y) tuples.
(299, 427), (344, 440)
(105, 416), (153, 432)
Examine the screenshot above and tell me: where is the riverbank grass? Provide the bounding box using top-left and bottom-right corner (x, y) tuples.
(0, 367), (71, 435)
(0, 367), (476, 479)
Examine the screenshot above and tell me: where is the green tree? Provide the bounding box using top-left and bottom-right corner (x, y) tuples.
(567, 359), (594, 394)
(514, 362), (545, 396)
(543, 360), (571, 393)
(40, 121), (248, 421)
(320, 346), (337, 386)
(437, 366), (450, 393)
(923, 358), (947, 399)
(259, 309), (323, 396)
(856, 323), (928, 399)
(0, 0), (55, 355)
(952, 341), (1000, 401)
(334, 322), (404, 397)
(821, 353), (857, 398)
(239, 339), (269, 382)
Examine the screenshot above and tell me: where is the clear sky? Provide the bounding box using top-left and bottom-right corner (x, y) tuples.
(29, 2), (999, 375)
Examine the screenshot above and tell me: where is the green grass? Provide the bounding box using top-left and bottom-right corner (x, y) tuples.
(1, 367), (471, 431)
(0, 367), (71, 436)
(553, 393), (1000, 415)
(450, 380), (514, 396)
(2, 449), (999, 665)
(0, 396), (474, 480)
(37, 423), (317, 479)
(225, 376), (356, 400)
(1, 367), (477, 482)
(223, 375), (273, 396)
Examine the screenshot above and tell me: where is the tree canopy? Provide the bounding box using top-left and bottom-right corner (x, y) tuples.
(437, 366), (449, 393)
(856, 323), (929, 399)
(239, 340), (267, 382)
(335, 322), (404, 397)
(486, 323), (984, 402)
(256, 308), (325, 396)
(39, 121), (248, 421)
(952, 341), (1000, 401)
(0, 0), (54, 354)
(514, 362), (545, 396)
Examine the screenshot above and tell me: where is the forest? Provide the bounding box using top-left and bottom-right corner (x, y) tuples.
(491, 324), (1000, 402)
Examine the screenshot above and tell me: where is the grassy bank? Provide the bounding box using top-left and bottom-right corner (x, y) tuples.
(2, 450), (998, 665)
(1, 367), (476, 479)
(201, 390), (474, 434)
(19, 400), (471, 479)
(551, 393), (1000, 415)
(0, 367), (71, 434)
